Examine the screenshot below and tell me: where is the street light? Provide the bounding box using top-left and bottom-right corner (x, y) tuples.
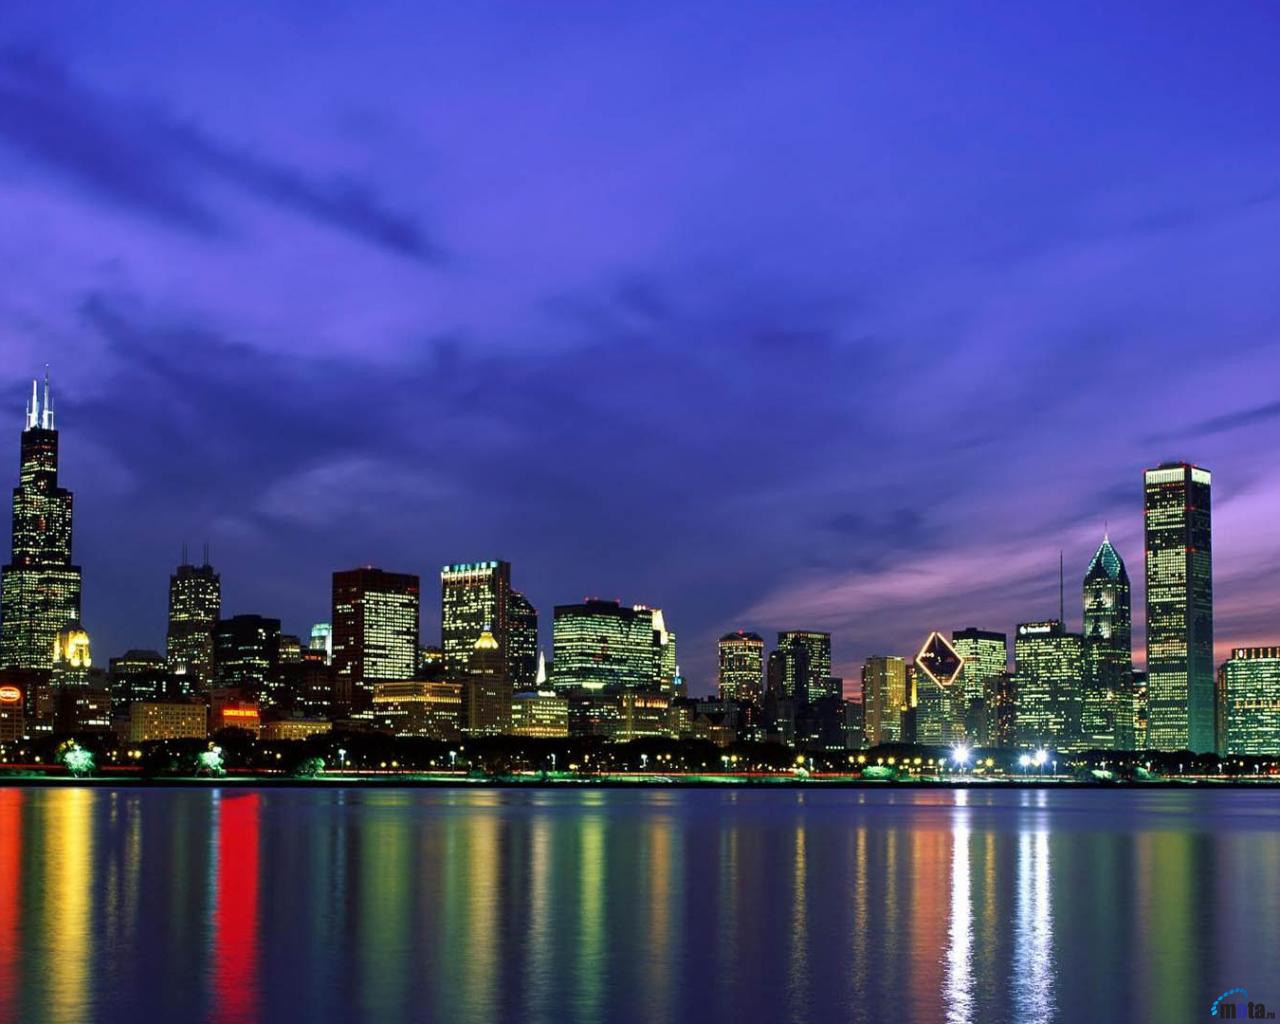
(952, 745), (971, 771)
(1033, 749), (1047, 777)
(1018, 753), (1031, 777)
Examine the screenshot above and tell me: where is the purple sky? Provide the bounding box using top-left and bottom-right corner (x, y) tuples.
(1, 2), (1279, 693)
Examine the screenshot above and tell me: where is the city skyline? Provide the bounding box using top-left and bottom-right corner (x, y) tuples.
(0, 373), (1269, 704)
(2, 5), (1279, 690)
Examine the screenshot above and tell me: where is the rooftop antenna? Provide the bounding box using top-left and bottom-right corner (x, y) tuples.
(203, 541), (210, 567)
(25, 379), (37, 430)
(41, 366), (53, 430)
(182, 542), (189, 566)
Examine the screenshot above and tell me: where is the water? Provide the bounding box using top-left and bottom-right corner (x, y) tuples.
(0, 785), (1276, 1023)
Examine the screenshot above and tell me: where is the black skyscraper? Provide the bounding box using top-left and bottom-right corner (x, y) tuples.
(0, 374), (82, 670)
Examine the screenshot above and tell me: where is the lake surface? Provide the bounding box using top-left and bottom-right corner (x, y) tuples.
(0, 785), (1276, 1023)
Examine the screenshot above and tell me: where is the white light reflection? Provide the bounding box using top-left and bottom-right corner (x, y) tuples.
(945, 791), (973, 1024)
(1013, 827), (1056, 1023)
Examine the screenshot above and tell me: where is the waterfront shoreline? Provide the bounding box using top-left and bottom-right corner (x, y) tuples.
(0, 773), (1274, 788)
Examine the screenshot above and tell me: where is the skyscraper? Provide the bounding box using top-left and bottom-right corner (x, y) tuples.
(551, 599), (670, 692)
(440, 561), (512, 680)
(952, 627), (1008, 745)
(718, 630), (765, 703)
(914, 631), (965, 744)
(1013, 619), (1084, 750)
(861, 655), (906, 744)
(507, 590), (539, 691)
(0, 374), (82, 671)
(166, 553), (221, 690)
(1082, 535), (1133, 750)
(461, 628), (513, 736)
(774, 631), (832, 703)
(213, 614), (282, 695)
(1144, 462), (1214, 753)
(332, 567), (420, 709)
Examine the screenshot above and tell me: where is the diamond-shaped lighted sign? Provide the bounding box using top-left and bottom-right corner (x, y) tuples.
(915, 631), (963, 688)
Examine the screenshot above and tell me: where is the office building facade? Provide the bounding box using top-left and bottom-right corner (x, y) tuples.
(774, 631), (833, 703)
(1013, 620), (1084, 750)
(1144, 462), (1214, 753)
(332, 567), (420, 710)
(862, 655), (907, 745)
(166, 557), (221, 689)
(952, 628), (1007, 745)
(718, 630), (765, 703)
(551, 599), (672, 692)
(1219, 647), (1280, 756)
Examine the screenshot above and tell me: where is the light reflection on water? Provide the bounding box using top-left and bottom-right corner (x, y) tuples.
(0, 786), (1275, 1023)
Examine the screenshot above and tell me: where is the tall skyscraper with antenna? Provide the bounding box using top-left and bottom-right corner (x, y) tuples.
(167, 545), (221, 690)
(0, 372), (83, 670)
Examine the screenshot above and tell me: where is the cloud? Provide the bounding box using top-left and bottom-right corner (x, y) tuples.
(1147, 399), (1280, 443)
(0, 48), (442, 262)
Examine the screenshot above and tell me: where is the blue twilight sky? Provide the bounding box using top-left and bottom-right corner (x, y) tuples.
(1, 2), (1279, 692)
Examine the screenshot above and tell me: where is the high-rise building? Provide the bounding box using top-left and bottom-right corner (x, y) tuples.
(652, 608), (678, 694)
(551, 599), (672, 692)
(1082, 535), (1133, 750)
(986, 671), (1017, 748)
(1218, 647), (1280, 756)
(0, 374), (82, 671)
(461, 629), (513, 736)
(1144, 463), (1214, 753)
(166, 555), (220, 689)
(332, 567), (420, 710)
(309, 622), (333, 664)
(213, 614), (282, 696)
(1013, 620), (1084, 750)
(507, 590), (539, 691)
(914, 631), (965, 745)
(861, 655), (907, 744)
(109, 649), (170, 718)
(774, 631), (832, 704)
(952, 628), (1007, 745)
(440, 561), (512, 680)
(718, 631), (765, 703)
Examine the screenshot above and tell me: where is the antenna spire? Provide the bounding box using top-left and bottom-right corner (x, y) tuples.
(25, 380), (37, 430)
(40, 366), (53, 430)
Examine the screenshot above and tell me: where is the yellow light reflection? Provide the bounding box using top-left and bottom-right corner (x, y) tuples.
(46, 788), (92, 1023)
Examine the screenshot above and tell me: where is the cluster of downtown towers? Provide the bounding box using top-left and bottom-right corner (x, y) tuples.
(0, 374), (1271, 755)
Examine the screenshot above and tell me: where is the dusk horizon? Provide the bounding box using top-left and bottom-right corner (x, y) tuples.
(4, 379), (1273, 691)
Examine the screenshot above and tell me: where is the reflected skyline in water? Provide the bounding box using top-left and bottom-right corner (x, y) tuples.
(0, 786), (1275, 1023)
